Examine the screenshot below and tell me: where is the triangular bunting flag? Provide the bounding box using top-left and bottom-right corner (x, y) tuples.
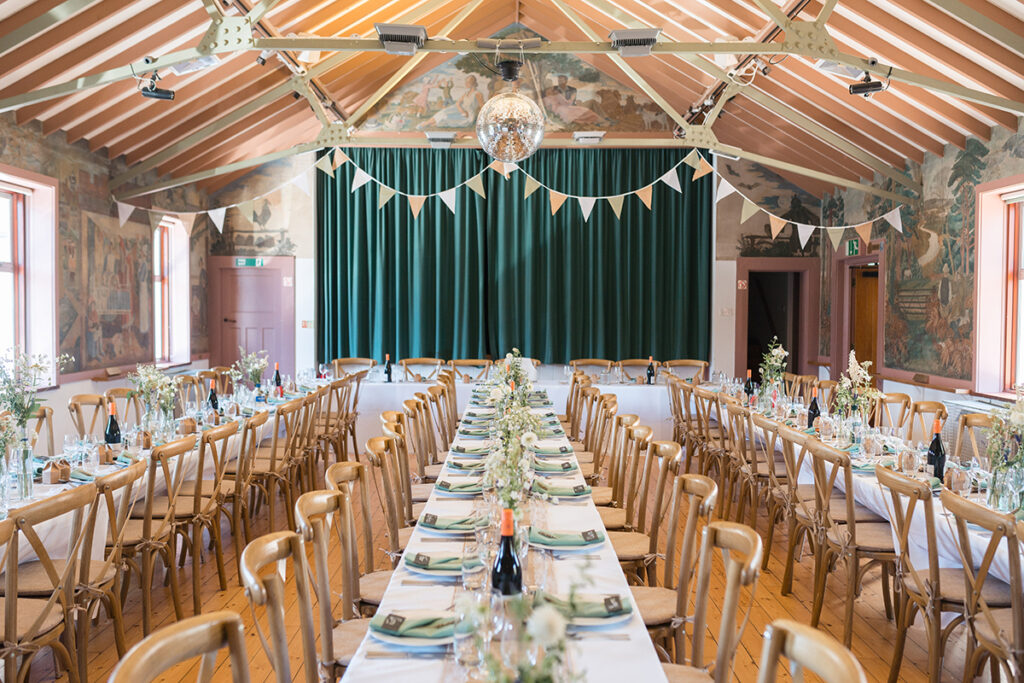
(292, 171), (310, 196)
(549, 191), (568, 216)
(769, 215), (787, 239)
(683, 149), (702, 170)
(465, 174), (486, 199)
(116, 201), (134, 227)
(503, 162), (519, 175)
(488, 160), (510, 179)
(208, 207), (226, 233)
(178, 212), (197, 236)
(716, 179), (736, 202)
(578, 196), (597, 222)
(378, 187), (396, 209)
(659, 168), (682, 193)
(827, 227), (845, 251)
(884, 207), (903, 233)
(607, 195), (624, 219)
(635, 185), (653, 209)
(855, 221), (873, 245)
(797, 224), (815, 249)
(740, 198), (760, 224)
(408, 195), (426, 219)
(315, 155), (335, 177)
(332, 148), (349, 169)
(523, 175), (541, 199)
(692, 158), (713, 180)
(351, 168), (372, 192)
(148, 211), (164, 233)
(439, 188), (457, 214)
(236, 200), (254, 226)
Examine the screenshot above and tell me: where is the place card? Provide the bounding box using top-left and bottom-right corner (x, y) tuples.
(573, 485), (586, 494)
(604, 595), (622, 613)
(581, 529), (599, 542)
(381, 614), (406, 632)
(413, 553), (431, 567)
(422, 513), (437, 526)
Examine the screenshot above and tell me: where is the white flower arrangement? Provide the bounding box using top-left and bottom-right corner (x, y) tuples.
(0, 412), (18, 455)
(757, 336), (788, 386)
(128, 364), (180, 414)
(833, 350), (882, 417)
(526, 604), (567, 649)
(987, 396), (1024, 473)
(0, 348), (74, 428)
(232, 346), (269, 387)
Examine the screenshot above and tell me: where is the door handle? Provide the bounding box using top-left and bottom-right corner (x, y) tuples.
(223, 318), (236, 323)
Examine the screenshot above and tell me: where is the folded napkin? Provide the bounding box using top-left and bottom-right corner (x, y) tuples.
(533, 460), (578, 474)
(418, 513), (487, 531)
(70, 468), (95, 482)
(852, 459), (893, 472)
(537, 429), (565, 439)
(535, 591), (633, 619)
(528, 527), (605, 547)
(451, 443), (491, 455)
(369, 612), (455, 639)
(404, 551), (480, 571)
(447, 459), (486, 471)
(461, 416), (493, 426)
(435, 479), (483, 494)
(457, 431), (488, 441)
(531, 479), (591, 497)
(114, 455), (135, 467)
(458, 426), (491, 437)
(530, 442), (573, 456)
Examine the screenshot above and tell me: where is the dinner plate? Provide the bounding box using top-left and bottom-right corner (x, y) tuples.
(571, 611), (634, 628)
(402, 562), (463, 579)
(369, 613), (456, 647)
(529, 538), (605, 553)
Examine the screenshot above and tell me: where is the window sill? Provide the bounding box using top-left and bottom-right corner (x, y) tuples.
(968, 389), (1016, 404)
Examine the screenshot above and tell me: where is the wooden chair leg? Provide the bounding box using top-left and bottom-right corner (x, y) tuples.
(809, 541), (830, 627)
(210, 515), (229, 591)
(881, 563), (894, 621)
(163, 537), (185, 622)
(842, 552), (858, 647)
(191, 519), (203, 616)
(887, 589), (911, 683)
(781, 519), (801, 595)
(762, 506), (779, 571)
(141, 549), (154, 635)
(105, 586), (129, 657)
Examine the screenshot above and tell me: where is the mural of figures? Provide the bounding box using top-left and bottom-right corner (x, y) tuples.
(826, 125), (1024, 382)
(360, 25), (671, 134)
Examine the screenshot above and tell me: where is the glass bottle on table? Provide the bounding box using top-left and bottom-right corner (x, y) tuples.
(646, 356), (655, 385)
(926, 419), (945, 482)
(273, 362), (283, 398)
(384, 353), (392, 383)
(491, 509), (522, 597)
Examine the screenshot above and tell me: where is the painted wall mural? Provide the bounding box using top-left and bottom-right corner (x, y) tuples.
(825, 124), (1024, 382)
(360, 25), (672, 134)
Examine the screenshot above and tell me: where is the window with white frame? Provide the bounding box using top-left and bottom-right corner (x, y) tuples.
(0, 188), (25, 354)
(153, 215), (190, 364)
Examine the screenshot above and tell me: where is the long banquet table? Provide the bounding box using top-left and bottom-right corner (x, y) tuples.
(342, 387), (668, 682)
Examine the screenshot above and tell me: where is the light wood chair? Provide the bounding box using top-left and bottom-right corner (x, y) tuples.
(661, 521), (763, 682)
(941, 489), (1024, 681)
(756, 619), (867, 683)
(364, 435), (416, 563)
(692, 385), (731, 502)
(662, 359), (708, 382)
(343, 369), (370, 461)
(726, 403), (787, 530)
(791, 374), (817, 400)
(878, 467), (1012, 683)
(558, 371), (585, 430)
(212, 366), (235, 395)
(783, 372), (800, 398)
(905, 401), (948, 443)
(750, 414), (794, 570)
(953, 413), (994, 467)
(616, 358), (660, 382)
(27, 405), (54, 458)
(399, 357), (444, 382)
(448, 358), (492, 383)
(109, 611), (250, 683)
(872, 392), (910, 431)
(382, 419), (427, 522)
(569, 358), (613, 382)
(240, 531), (318, 683)
(332, 357), (375, 378)
(631, 473), (717, 661)
(294, 488), (371, 679)
(197, 370), (221, 396)
(68, 393), (107, 439)
(177, 374), (202, 413)
(815, 379), (838, 413)
(220, 411), (269, 585)
(594, 413), (640, 530)
(105, 386), (143, 427)
(425, 384), (453, 452)
(808, 440), (896, 646)
(437, 370), (459, 437)
(776, 425), (818, 594)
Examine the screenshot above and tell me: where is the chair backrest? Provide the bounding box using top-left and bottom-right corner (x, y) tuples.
(589, 395), (618, 474)
(105, 387), (143, 427)
(143, 436), (198, 543)
(774, 424), (814, 522)
(872, 392), (910, 431)
(93, 460), (147, 586)
(954, 412), (993, 467)
(190, 420), (239, 516)
(178, 375), (202, 413)
(563, 371), (584, 425)
(750, 413), (788, 498)
(615, 359), (659, 381)
(567, 375), (592, 441)
(332, 357), (376, 377)
(263, 398), (304, 474)
(68, 393), (107, 439)
(606, 413), (640, 506)
(212, 366), (235, 396)
(437, 371), (458, 437)
(663, 359), (708, 381)
(905, 401), (947, 443)
(402, 399), (429, 480)
(569, 358), (613, 381)
(689, 521), (763, 682)
(197, 370), (221, 395)
(448, 358), (492, 382)
(349, 368), (369, 423)
(755, 619), (867, 683)
(28, 405), (54, 458)
(425, 384), (452, 446)
(364, 435), (408, 559)
(399, 357), (444, 381)
(815, 379), (838, 413)
(791, 374), (817, 400)
(782, 373), (799, 398)
(693, 385), (728, 451)
(808, 441), (859, 544)
(109, 611), (251, 683)
(233, 411), (270, 501)
(326, 461), (375, 575)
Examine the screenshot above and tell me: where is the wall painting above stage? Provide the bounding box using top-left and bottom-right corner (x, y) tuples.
(360, 25), (672, 134)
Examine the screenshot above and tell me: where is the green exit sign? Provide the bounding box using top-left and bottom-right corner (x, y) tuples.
(846, 239), (859, 256)
(234, 257), (265, 267)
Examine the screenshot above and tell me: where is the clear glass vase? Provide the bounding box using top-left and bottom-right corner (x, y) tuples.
(14, 437), (32, 502)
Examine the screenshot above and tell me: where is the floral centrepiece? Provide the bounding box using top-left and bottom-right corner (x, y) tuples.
(232, 346), (269, 388)
(0, 348), (73, 429)
(833, 350), (882, 417)
(128, 364), (180, 415)
(986, 396), (1024, 473)
(758, 336), (788, 387)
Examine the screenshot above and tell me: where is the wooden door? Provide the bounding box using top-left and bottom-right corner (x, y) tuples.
(850, 265), (879, 372)
(208, 256), (295, 377)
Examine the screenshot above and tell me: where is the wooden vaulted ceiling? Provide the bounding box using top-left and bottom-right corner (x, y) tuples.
(0, 0), (1022, 200)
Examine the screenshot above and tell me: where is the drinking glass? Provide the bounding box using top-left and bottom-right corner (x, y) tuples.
(950, 467), (971, 497)
(454, 597), (485, 671)
(62, 434), (77, 459)
(899, 448), (920, 474)
(462, 541), (487, 593)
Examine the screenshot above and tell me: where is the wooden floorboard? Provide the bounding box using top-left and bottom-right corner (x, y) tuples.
(25, 441), (992, 683)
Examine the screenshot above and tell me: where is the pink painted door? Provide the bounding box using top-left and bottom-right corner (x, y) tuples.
(209, 256), (295, 378)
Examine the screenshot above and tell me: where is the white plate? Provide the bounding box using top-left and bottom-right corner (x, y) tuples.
(434, 487), (483, 498)
(417, 524), (479, 537)
(571, 611), (634, 628)
(403, 562), (463, 578)
(369, 622), (455, 647)
(528, 538), (604, 553)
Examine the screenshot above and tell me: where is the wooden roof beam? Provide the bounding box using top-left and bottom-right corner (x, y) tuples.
(924, 0), (1024, 56)
(0, 0), (98, 57)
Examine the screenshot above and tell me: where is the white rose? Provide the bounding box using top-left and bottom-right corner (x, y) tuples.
(526, 604), (566, 649)
(505, 353), (514, 363)
(489, 387), (504, 401)
(521, 431), (538, 448)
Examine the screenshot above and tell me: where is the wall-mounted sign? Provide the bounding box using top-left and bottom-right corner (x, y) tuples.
(234, 257), (265, 267)
(737, 279), (748, 290)
(846, 239), (859, 256)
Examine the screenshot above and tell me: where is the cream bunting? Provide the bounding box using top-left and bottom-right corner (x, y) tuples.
(578, 196), (597, 222)
(116, 201), (135, 227)
(740, 198), (760, 224)
(826, 227), (846, 251)
(408, 195), (426, 218)
(332, 148), (349, 169)
(315, 155), (335, 177)
(378, 187), (396, 209)
(523, 175), (541, 199)
(178, 212), (197, 236)
(692, 158), (714, 180)
(607, 195), (624, 219)
(659, 168), (682, 193)
(208, 207), (226, 233)
(236, 200), (255, 226)
(635, 185), (653, 209)
(716, 179), (737, 202)
(769, 215), (787, 239)
(884, 207), (903, 233)
(855, 222), (873, 245)
(683, 149), (702, 170)
(465, 174), (486, 199)
(549, 191), (567, 215)
(488, 160), (510, 179)
(148, 211), (164, 232)
(439, 188), (457, 214)
(351, 169), (372, 192)
(797, 224), (815, 249)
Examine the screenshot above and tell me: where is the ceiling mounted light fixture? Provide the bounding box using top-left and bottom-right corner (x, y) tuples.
(573, 131), (605, 145)
(849, 69), (889, 97)
(476, 92), (545, 163)
(425, 131), (457, 149)
(375, 23), (428, 55)
(609, 28), (661, 57)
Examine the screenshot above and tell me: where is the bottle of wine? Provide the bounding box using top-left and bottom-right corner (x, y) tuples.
(207, 379), (219, 412)
(491, 509), (522, 596)
(273, 362), (283, 398)
(104, 401), (121, 445)
(646, 356), (655, 385)
(743, 369), (754, 399)
(384, 353), (392, 383)
(807, 387), (821, 430)
(927, 418), (945, 482)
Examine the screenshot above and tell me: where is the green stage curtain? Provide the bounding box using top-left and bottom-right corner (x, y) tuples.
(317, 147), (712, 364)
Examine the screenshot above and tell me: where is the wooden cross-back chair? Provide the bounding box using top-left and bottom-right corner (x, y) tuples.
(425, 384), (453, 449)
(105, 387), (143, 426)
(197, 370), (221, 396)
(782, 373), (799, 398)
(448, 358), (492, 383)
(954, 412), (994, 468)
(775, 424), (819, 594)
(244, 397), (305, 531)
(109, 611), (250, 683)
(594, 413), (640, 531)
(364, 435), (415, 563)
(660, 521), (763, 682)
(381, 419), (425, 521)
(750, 414), (794, 570)
(317, 376), (349, 466)
(332, 357), (375, 378)
(221, 410), (269, 585)
(872, 392), (911, 431)
(414, 389), (450, 475)
(662, 359), (708, 382)
(178, 374), (202, 413)
(211, 366), (234, 395)
(558, 371), (585, 431)
(615, 358), (659, 382)
(940, 490), (1024, 681)
(68, 393), (107, 439)
(437, 370), (459, 436)
(569, 358), (613, 382)
(815, 379), (838, 413)
(343, 369), (370, 461)
(756, 619), (867, 683)
(583, 394), (618, 485)
(27, 405), (54, 458)
(399, 357), (443, 382)
(692, 386), (732, 511)
(905, 401), (948, 444)
(790, 374), (817, 401)
(726, 402), (786, 529)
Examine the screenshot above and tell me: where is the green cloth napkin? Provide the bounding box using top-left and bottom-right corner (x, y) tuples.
(404, 551), (480, 571)
(531, 479), (591, 497)
(533, 460), (578, 473)
(447, 459), (486, 471)
(451, 443), (490, 455)
(528, 527), (605, 547)
(435, 480), (483, 494)
(535, 591), (633, 619)
(530, 443), (573, 456)
(458, 427), (490, 436)
(114, 455), (135, 467)
(537, 429), (565, 438)
(369, 612), (455, 639)
(70, 468), (95, 482)
(461, 416), (493, 426)
(418, 513), (486, 531)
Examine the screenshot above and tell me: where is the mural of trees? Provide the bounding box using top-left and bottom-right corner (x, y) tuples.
(947, 138), (988, 276)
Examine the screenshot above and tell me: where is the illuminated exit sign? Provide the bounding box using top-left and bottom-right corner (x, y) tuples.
(234, 257), (265, 267)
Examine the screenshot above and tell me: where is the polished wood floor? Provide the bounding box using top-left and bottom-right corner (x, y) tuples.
(28, 448), (989, 682)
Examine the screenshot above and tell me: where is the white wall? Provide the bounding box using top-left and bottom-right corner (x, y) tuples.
(710, 259), (736, 376)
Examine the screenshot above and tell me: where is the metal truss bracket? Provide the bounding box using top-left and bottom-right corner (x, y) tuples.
(196, 16), (256, 55)
(780, 20), (840, 60)
(314, 123), (352, 147)
(676, 124), (719, 149)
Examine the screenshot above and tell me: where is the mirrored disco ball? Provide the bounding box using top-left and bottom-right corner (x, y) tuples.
(475, 92), (545, 163)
